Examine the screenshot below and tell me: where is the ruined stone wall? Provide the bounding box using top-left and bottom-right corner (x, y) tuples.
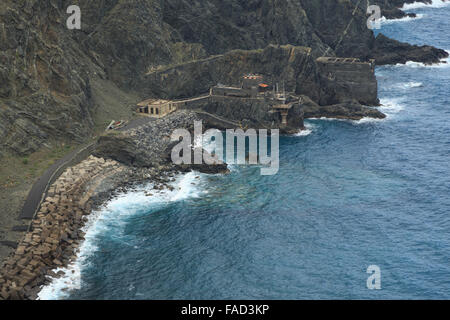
(172, 95), (211, 110)
(316, 60), (379, 106)
(201, 96), (277, 127)
(211, 87), (249, 98)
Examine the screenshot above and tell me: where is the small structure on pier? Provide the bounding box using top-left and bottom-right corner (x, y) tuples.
(272, 103), (294, 125)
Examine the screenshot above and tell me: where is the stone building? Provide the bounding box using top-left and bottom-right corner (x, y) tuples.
(136, 99), (177, 118)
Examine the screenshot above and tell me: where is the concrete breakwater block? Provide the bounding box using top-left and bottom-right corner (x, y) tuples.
(0, 156), (124, 300)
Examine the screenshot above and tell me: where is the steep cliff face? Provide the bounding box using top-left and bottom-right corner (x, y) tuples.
(0, 0), (447, 157)
(161, 0), (331, 56)
(0, 0), (97, 155)
(137, 45), (323, 102)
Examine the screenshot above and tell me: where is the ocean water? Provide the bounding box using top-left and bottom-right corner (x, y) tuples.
(39, 4), (450, 300)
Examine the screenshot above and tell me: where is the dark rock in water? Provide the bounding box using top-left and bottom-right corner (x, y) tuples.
(172, 147), (230, 175)
(371, 34), (449, 66)
(177, 162), (229, 175)
(300, 96), (386, 120)
(383, 9), (416, 20)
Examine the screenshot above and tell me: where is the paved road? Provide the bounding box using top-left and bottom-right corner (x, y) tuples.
(19, 117), (153, 221)
(119, 117), (155, 131)
(19, 143), (95, 220)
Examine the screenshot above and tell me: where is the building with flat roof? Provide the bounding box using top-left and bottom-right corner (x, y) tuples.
(136, 99), (177, 118)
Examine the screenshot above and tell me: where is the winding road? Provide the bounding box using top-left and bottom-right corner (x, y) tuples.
(19, 117), (152, 222)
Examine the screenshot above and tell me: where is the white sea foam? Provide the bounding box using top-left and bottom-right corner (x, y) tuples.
(404, 82), (424, 88)
(351, 99), (406, 122)
(402, 0), (450, 10)
(308, 114), (386, 124)
(379, 98), (406, 115)
(37, 171), (204, 300)
(394, 81), (424, 89)
(294, 123), (315, 136)
(379, 13), (424, 24)
(308, 117), (345, 122)
(353, 116), (386, 124)
(307, 100), (406, 124)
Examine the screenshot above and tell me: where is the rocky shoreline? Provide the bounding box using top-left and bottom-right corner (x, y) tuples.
(1, 0), (448, 157)
(0, 110), (230, 300)
(0, 157), (228, 300)
(0, 156), (126, 299)
(1, 0), (448, 300)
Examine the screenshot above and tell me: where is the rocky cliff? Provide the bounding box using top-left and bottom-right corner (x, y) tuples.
(0, 0), (448, 157)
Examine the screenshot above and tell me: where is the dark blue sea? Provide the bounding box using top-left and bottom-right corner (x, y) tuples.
(39, 3), (450, 300)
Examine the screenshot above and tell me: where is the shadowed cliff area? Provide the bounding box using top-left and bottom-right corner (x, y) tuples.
(0, 0), (448, 271)
(0, 0), (448, 157)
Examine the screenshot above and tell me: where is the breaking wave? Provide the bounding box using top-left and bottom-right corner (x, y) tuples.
(402, 0), (450, 10)
(393, 50), (450, 68)
(37, 171), (205, 300)
(379, 14), (424, 24)
(294, 123), (315, 137)
(378, 98), (406, 117)
(394, 82), (424, 89)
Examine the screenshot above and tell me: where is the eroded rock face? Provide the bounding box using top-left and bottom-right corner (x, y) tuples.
(0, 0), (446, 157)
(196, 95), (305, 134)
(94, 110), (200, 168)
(0, 1), (98, 155)
(299, 95), (386, 120)
(316, 58), (379, 106)
(94, 110), (230, 173)
(137, 45), (323, 102)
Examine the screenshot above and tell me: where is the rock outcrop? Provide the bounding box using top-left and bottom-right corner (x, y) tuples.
(138, 45), (380, 107)
(94, 110), (200, 167)
(371, 34), (449, 65)
(299, 95), (386, 120)
(1, 0), (447, 157)
(137, 45), (321, 102)
(94, 110), (229, 173)
(316, 57), (379, 106)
